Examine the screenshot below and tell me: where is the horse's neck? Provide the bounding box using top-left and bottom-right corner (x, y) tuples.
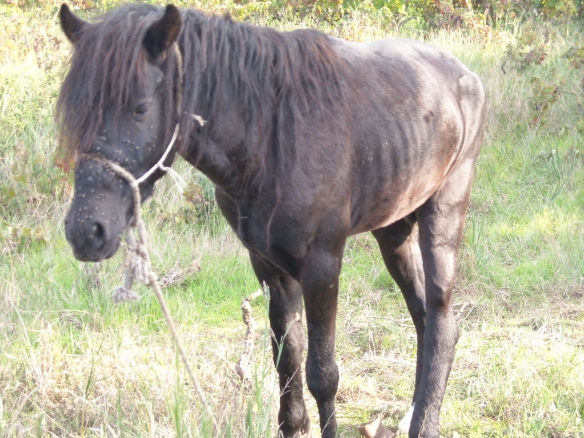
(179, 19), (274, 197)
(182, 126), (256, 199)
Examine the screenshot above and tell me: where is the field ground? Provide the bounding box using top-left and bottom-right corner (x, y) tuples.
(1, 2), (583, 437)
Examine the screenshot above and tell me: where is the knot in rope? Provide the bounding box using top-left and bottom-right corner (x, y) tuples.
(111, 227), (155, 303)
(126, 229), (155, 286)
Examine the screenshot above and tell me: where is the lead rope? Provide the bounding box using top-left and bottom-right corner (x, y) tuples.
(81, 43), (218, 433)
(83, 133), (217, 433)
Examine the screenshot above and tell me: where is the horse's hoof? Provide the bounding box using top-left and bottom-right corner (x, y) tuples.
(279, 430), (311, 438)
(297, 422), (311, 437)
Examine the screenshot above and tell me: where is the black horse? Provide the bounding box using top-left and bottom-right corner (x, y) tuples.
(58, 4), (486, 437)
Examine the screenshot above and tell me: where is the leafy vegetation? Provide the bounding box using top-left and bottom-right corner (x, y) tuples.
(1, 1), (583, 437)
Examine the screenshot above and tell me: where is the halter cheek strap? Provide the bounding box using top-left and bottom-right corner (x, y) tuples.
(173, 43), (184, 117)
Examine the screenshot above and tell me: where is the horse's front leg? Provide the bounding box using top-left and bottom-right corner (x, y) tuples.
(300, 245), (344, 438)
(249, 254), (310, 437)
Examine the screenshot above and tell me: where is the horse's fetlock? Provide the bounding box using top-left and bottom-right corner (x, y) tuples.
(279, 405), (309, 438)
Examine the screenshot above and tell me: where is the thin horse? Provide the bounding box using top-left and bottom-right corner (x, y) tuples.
(57, 4), (486, 437)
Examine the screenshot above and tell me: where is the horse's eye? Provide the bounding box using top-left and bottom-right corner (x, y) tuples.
(133, 103), (150, 121)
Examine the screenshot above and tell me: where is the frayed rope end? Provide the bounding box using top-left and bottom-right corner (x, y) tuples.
(129, 247), (153, 286)
(112, 286), (141, 303)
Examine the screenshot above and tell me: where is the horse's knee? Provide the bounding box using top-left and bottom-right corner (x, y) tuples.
(305, 356), (339, 403)
(424, 264), (457, 312)
(409, 299), (427, 327)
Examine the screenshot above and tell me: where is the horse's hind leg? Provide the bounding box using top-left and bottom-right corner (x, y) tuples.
(409, 157), (479, 437)
(371, 214), (426, 430)
(249, 254), (310, 438)
(408, 73), (485, 438)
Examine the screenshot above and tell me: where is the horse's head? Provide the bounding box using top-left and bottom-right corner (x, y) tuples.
(58, 4), (182, 262)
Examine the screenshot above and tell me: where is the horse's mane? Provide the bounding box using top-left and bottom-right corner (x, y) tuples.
(57, 4), (348, 181)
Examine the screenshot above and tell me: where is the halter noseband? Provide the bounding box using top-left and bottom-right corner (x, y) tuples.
(81, 124), (180, 227)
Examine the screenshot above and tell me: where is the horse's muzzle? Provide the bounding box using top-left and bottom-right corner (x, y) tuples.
(65, 217), (121, 262)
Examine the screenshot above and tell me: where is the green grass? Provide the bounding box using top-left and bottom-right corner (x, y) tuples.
(1, 2), (584, 437)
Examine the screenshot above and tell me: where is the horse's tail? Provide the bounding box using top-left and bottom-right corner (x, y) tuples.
(458, 70), (487, 161)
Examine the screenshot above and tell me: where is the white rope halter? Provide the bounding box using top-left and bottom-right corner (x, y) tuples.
(81, 123), (179, 302)
(76, 43), (218, 432)
(78, 43), (190, 301)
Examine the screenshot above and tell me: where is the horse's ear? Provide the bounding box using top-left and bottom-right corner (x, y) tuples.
(59, 3), (87, 44)
(143, 5), (182, 60)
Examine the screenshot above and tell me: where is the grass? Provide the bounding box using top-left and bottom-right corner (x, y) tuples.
(1, 1), (584, 437)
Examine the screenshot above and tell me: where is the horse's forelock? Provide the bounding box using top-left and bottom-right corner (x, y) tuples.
(56, 4), (172, 162)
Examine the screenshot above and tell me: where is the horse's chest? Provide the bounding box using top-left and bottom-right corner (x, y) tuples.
(235, 214), (266, 252)
(214, 191), (272, 251)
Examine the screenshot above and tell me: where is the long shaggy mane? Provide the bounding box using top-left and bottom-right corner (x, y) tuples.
(57, 4), (348, 180)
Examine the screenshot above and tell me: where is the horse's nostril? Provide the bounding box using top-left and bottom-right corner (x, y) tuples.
(91, 222), (106, 250)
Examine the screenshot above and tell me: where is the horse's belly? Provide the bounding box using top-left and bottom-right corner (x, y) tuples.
(349, 172), (443, 235)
